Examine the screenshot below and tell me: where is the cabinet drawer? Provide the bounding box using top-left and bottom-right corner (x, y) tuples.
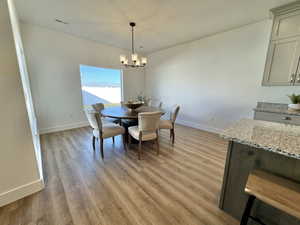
(254, 111), (300, 125)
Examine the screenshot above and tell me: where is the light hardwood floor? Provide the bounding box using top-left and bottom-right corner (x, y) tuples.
(0, 125), (238, 225)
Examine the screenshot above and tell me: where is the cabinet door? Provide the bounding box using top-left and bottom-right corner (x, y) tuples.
(263, 37), (300, 86)
(272, 11), (300, 40)
(294, 43), (300, 85)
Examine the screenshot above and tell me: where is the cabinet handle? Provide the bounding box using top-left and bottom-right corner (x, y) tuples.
(282, 116), (291, 120)
(290, 73), (296, 83)
(295, 57), (300, 84)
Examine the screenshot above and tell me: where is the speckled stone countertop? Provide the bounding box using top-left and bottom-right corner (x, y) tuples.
(254, 102), (300, 116)
(221, 119), (300, 159)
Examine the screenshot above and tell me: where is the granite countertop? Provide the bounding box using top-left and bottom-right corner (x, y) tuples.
(254, 102), (300, 116)
(221, 118), (300, 159)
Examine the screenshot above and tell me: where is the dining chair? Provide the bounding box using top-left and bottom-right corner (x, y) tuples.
(159, 105), (180, 144)
(92, 103), (115, 143)
(128, 112), (162, 160)
(92, 103), (119, 129)
(84, 109), (126, 159)
(92, 103), (105, 112)
(148, 99), (162, 108)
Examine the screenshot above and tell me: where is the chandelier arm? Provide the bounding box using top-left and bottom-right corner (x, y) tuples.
(124, 63), (145, 68)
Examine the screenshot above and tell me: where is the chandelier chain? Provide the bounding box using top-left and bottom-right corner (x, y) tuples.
(131, 25), (134, 54)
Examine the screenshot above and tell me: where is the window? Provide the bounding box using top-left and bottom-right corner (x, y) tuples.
(80, 65), (122, 107)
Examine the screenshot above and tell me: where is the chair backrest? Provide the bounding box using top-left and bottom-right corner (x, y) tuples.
(92, 103), (105, 112)
(170, 105), (180, 123)
(148, 99), (163, 108)
(158, 101), (163, 108)
(138, 112), (162, 132)
(84, 109), (102, 130)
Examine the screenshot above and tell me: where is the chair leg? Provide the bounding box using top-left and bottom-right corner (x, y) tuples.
(240, 195), (256, 225)
(92, 136), (96, 151)
(128, 133), (132, 145)
(112, 136), (115, 144)
(156, 138), (160, 155)
(156, 131), (159, 155)
(100, 138), (104, 159)
(92, 135), (96, 151)
(138, 139), (142, 160)
(122, 134), (127, 152)
(171, 128), (175, 144)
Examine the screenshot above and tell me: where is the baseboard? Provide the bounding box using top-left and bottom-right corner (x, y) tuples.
(0, 179), (44, 207)
(39, 121), (89, 134)
(176, 119), (222, 134)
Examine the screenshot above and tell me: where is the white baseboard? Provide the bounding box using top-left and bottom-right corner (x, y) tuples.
(39, 121), (89, 134)
(176, 119), (222, 134)
(0, 179), (44, 207)
(39, 119), (221, 135)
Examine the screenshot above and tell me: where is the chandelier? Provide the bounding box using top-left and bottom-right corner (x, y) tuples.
(120, 22), (147, 68)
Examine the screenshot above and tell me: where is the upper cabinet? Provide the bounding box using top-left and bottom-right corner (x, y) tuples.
(263, 1), (300, 86)
(263, 37), (300, 85)
(272, 11), (300, 40)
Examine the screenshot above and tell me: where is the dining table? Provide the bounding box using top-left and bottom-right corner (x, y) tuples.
(101, 105), (164, 143)
(101, 105), (164, 120)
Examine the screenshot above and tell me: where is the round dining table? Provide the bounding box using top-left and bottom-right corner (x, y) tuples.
(101, 105), (164, 120)
(101, 105), (164, 143)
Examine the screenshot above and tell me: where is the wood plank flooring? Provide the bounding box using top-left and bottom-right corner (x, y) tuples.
(0, 125), (238, 225)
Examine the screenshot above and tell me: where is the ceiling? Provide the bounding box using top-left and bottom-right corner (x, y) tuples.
(15, 0), (293, 54)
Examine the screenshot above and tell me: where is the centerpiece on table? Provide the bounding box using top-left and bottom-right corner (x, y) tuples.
(137, 93), (150, 106)
(288, 93), (300, 111)
(123, 100), (144, 111)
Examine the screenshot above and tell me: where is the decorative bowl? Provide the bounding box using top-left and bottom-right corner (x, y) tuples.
(288, 103), (300, 111)
(123, 101), (144, 110)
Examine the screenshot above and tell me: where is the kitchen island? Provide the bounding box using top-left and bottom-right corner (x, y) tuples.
(219, 119), (300, 225)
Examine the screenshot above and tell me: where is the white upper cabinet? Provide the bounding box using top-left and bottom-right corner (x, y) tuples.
(272, 12), (300, 39)
(263, 1), (300, 86)
(263, 37), (300, 85)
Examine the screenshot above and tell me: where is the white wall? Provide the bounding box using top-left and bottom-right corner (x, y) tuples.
(21, 23), (145, 134)
(145, 20), (300, 132)
(0, 0), (43, 207)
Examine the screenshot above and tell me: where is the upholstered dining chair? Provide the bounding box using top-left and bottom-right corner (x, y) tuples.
(128, 112), (162, 160)
(92, 103), (109, 122)
(159, 105), (180, 144)
(84, 109), (126, 159)
(92, 103), (105, 112)
(148, 99), (162, 108)
(92, 103), (119, 129)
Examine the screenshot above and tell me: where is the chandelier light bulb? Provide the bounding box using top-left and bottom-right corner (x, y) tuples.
(141, 57), (147, 65)
(136, 59), (141, 66)
(120, 55), (126, 63)
(131, 53), (138, 62)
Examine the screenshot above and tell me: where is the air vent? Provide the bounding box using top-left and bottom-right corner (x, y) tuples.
(55, 19), (69, 24)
